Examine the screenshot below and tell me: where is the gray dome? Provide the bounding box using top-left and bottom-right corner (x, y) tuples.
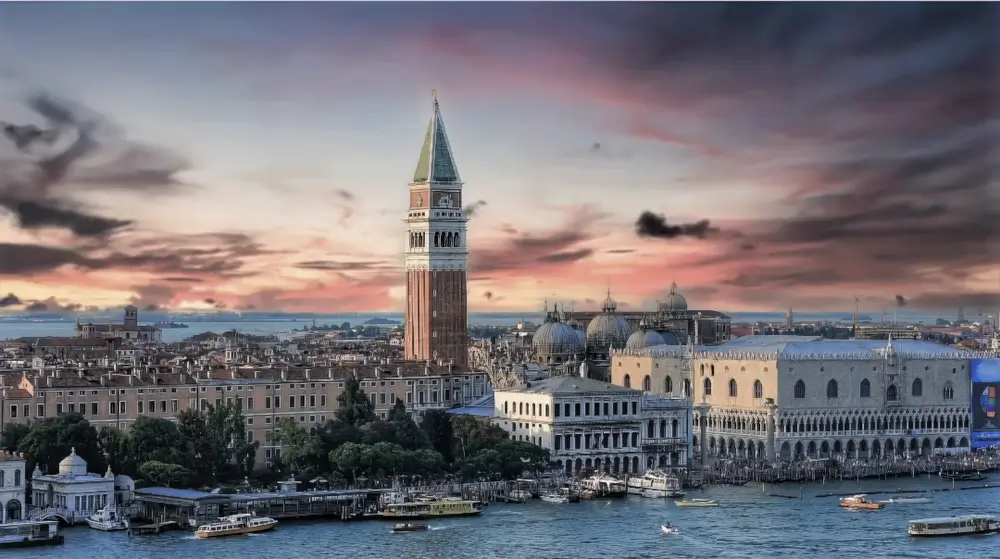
(533, 319), (585, 358)
(571, 326), (588, 351)
(586, 291), (632, 351)
(659, 282), (688, 312)
(626, 325), (667, 351)
(659, 330), (681, 345)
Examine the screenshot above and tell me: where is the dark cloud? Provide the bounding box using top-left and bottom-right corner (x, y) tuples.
(328, 189), (355, 226)
(204, 298), (227, 309)
(895, 295), (907, 307)
(606, 249), (635, 254)
(906, 292), (999, 313)
(0, 243), (93, 275)
(0, 293), (21, 307)
(464, 199), (487, 217)
(0, 92), (190, 238)
(483, 291), (493, 300)
(23, 296), (83, 314)
(635, 211), (718, 240)
(537, 248), (594, 264)
(163, 277), (202, 283)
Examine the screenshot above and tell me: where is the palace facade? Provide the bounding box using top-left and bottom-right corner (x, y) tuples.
(611, 335), (997, 462)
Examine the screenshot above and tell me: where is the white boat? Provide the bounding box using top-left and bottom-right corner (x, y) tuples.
(675, 498), (719, 508)
(886, 496), (932, 504)
(86, 507), (129, 531)
(195, 513), (278, 539)
(580, 474), (627, 498)
(627, 469), (684, 498)
(661, 524), (679, 535)
(540, 493), (569, 504)
(908, 515), (1000, 537)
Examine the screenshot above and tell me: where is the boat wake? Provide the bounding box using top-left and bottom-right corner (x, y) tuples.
(492, 511), (523, 516)
(428, 526), (449, 531)
(181, 535), (199, 540)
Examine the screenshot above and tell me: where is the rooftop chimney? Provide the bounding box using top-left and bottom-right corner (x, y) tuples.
(396, 367), (403, 377)
(424, 366), (431, 376)
(100, 376), (106, 386)
(46, 377), (52, 387)
(281, 370), (287, 381)
(128, 375), (134, 386)
(374, 368), (381, 379)
(78, 369), (84, 379)
(327, 368), (333, 380)
(305, 369), (311, 380)
(254, 370), (259, 379)
(448, 362), (453, 374)
(206, 371), (212, 379)
(231, 371), (237, 379)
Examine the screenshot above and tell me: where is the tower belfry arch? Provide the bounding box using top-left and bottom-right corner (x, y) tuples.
(404, 91), (469, 368)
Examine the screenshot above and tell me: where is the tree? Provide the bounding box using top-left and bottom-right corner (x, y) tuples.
(273, 418), (320, 475)
(450, 416), (508, 460)
(420, 409), (454, 463)
(335, 376), (375, 426)
(176, 409), (217, 485)
(17, 413), (104, 476)
(125, 417), (185, 475)
(97, 426), (128, 476)
(0, 423), (30, 453)
(139, 461), (191, 487)
(387, 398), (408, 422)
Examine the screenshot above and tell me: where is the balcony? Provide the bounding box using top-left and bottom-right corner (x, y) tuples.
(642, 438), (688, 451)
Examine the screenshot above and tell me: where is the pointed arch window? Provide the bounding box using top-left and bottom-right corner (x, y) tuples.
(665, 376), (673, 393)
(434, 232), (440, 247)
(860, 378), (871, 398)
(911, 378), (923, 397)
(753, 379), (763, 399)
(454, 233), (461, 247)
(703, 378), (712, 396)
(643, 375), (651, 392)
(943, 383), (954, 400)
(728, 379), (738, 398)
(886, 384), (898, 401)
(826, 379), (838, 399)
(623, 374), (631, 388)
(683, 379), (691, 397)
(793, 380), (805, 399)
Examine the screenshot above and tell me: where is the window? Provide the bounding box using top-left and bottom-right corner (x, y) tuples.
(623, 374), (631, 388)
(300, 395), (306, 407)
(119, 401), (126, 414)
(860, 379), (871, 398)
(56, 403), (63, 415)
(703, 378), (712, 396)
(138, 402), (144, 414)
(289, 396), (295, 408)
(171, 400), (178, 412)
(794, 380), (805, 399)
(728, 379), (738, 398)
(7, 405), (14, 418)
(247, 397), (254, 410)
(642, 375), (651, 392)
(310, 395), (316, 407)
(109, 402), (117, 415)
(911, 378), (923, 397)
(320, 395), (326, 406)
(826, 379), (838, 399)
(574, 403), (581, 416)
(91, 402), (98, 415)
(665, 377), (673, 393)
(265, 396), (272, 409)
(886, 384), (898, 401)
(37, 404), (44, 418)
(753, 380), (763, 399)
(632, 401), (637, 415)
(160, 401), (167, 413)
(943, 383), (954, 400)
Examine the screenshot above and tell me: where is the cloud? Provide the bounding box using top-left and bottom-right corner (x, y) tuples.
(635, 212), (718, 240)
(895, 295), (907, 307)
(22, 296), (83, 314)
(464, 199), (487, 217)
(469, 208), (603, 275)
(0, 293), (21, 307)
(293, 260), (396, 272)
(536, 248), (594, 264)
(606, 249), (635, 254)
(329, 188), (355, 227)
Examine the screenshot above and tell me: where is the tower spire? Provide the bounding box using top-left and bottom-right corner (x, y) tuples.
(412, 90), (461, 184)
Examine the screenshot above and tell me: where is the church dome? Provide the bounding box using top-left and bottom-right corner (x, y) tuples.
(58, 447), (88, 477)
(626, 323), (667, 351)
(586, 291), (632, 352)
(533, 314), (585, 359)
(659, 282), (688, 312)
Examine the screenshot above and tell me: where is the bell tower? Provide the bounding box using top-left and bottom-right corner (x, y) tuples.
(404, 91), (469, 368)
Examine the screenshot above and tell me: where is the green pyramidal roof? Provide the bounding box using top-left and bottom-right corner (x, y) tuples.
(412, 95), (461, 184)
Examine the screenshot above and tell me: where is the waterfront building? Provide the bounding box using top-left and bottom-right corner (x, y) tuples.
(0, 450), (26, 522)
(30, 448), (115, 523)
(612, 335), (996, 462)
(1, 362), (487, 468)
(76, 306), (163, 343)
(404, 91), (469, 369)
(485, 376), (691, 475)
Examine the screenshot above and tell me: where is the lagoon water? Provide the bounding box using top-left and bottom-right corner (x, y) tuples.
(24, 477), (999, 559)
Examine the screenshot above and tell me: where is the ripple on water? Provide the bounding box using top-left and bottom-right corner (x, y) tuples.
(15, 478), (1000, 559)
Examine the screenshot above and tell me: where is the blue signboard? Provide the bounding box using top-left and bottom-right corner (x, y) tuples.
(970, 359), (1000, 449)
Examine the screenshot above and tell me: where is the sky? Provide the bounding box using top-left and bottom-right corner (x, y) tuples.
(0, 3), (996, 316)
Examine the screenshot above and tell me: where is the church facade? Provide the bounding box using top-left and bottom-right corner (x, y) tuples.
(404, 92), (470, 369)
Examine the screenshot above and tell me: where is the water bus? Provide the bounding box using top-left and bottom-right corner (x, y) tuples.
(580, 474), (628, 498)
(379, 500), (482, 520)
(195, 513), (278, 538)
(908, 515), (1000, 537)
(0, 521), (64, 549)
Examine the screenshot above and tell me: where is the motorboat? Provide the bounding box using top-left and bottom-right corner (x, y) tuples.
(86, 506), (129, 531)
(580, 474), (628, 498)
(540, 493), (569, 504)
(661, 523), (679, 535)
(939, 470), (988, 482)
(628, 469), (685, 498)
(392, 523), (429, 533)
(675, 498), (718, 508)
(909, 515), (1000, 537)
(839, 495), (883, 510)
(885, 495), (932, 504)
(195, 513), (278, 538)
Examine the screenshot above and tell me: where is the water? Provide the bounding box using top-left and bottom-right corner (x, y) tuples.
(0, 310), (950, 343)
(22, 478), (1000, 559)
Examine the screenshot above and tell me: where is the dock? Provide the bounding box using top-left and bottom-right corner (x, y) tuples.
(127, 521), (179, 536)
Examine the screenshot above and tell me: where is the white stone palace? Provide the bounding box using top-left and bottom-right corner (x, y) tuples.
(611, 335), (997, 462)
(473, 376), (691, 475)
(0, 451), (26, 522)
(30, 448), (116, 523)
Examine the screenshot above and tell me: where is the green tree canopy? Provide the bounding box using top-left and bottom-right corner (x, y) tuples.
(335, 376), (375, 426)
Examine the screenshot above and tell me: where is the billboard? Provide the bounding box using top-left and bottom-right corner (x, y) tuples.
(971, 359), (1000, 449)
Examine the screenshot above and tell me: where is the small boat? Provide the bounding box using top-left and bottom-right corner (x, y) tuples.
(661, 523), (679, 535)
(0, 521), (64, 549)
(885, 496), (932, 504)
(840, 495), (883, 511)
(540, 494), (569, 504)
(392, 523), (429, 533)
(909, 515), (1000, 537)
(86, 506), (129, 531)
(627, 469), (684, 498)
(195, 513), (278, 538)
(676, 498), (718, 508)
(940, 470), (988, 482)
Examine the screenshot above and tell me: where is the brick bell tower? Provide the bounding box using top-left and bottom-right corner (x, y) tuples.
(404, 90), (469, 369)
